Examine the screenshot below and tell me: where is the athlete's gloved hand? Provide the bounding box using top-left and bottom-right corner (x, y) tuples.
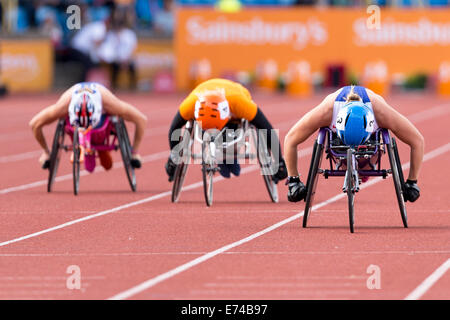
(404, 179), (420, 202)
(286, 176), (307, 202)
(165, 156), (177, 182)
(131, 153), (142, 169)
(40, 151), (50, 169)
(273, 159), (288, 184)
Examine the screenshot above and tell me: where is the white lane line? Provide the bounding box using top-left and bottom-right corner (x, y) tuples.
(404, 259), (450, 300)
(2, 250), (449, 257)
(0, 151), (42, 163)
(0, 150), (169, 195)
(0, 147), (315, 247)
(108, 143), (450, 300)
(107, 193), (357, 300)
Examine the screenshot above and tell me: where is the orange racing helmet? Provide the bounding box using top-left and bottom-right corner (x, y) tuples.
(194, 88), (231, 130)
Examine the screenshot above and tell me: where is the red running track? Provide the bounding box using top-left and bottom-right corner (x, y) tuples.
(0, 90), (448, 300)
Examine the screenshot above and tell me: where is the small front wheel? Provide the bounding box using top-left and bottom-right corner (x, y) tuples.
(346, 148), (355, 233)
(202, 140), (215, 207)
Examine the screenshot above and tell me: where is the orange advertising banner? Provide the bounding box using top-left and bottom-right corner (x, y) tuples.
(0, 39), (53, 92)
(175, 8), (450, 90)
(134, 39), (174, 90)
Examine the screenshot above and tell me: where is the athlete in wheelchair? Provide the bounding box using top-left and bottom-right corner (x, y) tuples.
(284, 85), (424, 232)
(29, 82), (147, 194)
(165, 79), (288, 206)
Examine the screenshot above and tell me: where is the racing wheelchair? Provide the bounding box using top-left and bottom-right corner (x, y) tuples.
(47, 116), (136, 195)
(303, 127), (407, 233)
(170, 119), (279, 206)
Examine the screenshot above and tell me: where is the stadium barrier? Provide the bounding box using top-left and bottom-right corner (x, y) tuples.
(0, 38), (53, 92)
(438, 61), (450, 96)
(175, 8), (450, 93)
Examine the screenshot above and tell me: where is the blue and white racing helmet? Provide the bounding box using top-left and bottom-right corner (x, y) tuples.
(336, 101), (375, 147)
(69, 92), (102, 129)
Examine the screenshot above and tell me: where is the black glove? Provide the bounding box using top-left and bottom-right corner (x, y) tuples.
(404, 179), (420, 202)
(42, 159), (50, 170)
(165, 157), (177, 182)
(273, 159), (288, 184)
(286, 176), (307, 202)
(130, 157), (142, 169)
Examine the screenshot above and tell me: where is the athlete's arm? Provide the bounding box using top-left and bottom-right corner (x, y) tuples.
(100, 86), (148, 153)
(368, 92), (424, 180)
(168, 93), (197, 149)
(168, 111), (188, 150)
(284, 93), (336, 177)
(29, 86), (74, 160)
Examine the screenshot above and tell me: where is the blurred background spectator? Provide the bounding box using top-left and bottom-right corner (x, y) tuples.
(1, 0), (449, 93)
(97, 6), (138, 90)
(3, 0), (449, 38)
(153, 0), (174, 36)
(68, 14), (108, 83)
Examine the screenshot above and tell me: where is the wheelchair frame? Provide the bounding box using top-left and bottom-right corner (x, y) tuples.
(303, 127), (407, 233)
(171, 119), (279, 206)
(47, 116), (136, 195)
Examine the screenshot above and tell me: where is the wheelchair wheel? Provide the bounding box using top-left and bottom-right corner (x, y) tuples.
(72, 125), (81, 196)
(47, 119), (65, 192)
(388, 137), (408, 228)
(202, 140), (214, 207)
(171, 122), (193, 203)
(303, 141), (324, 228)
(253, 129), (278, 203)
(115, 118), (136, 192)
(346, 148), (355, 233)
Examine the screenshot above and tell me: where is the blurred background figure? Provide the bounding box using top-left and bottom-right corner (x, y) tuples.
(97, 6), (138, 90)
(68, 14), (108, 83)
(36, 4), (63, 50)
(1, 0), (449, 96)
(153, 0), (174, 36)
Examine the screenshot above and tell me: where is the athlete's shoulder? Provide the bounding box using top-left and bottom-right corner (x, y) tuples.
(198, 78), (237, 88)
(72, 82), (104, 94)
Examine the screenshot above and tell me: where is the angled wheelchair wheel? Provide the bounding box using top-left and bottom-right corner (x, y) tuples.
(47, 119), (65, 192)
(115, 118), (136, 192)
(253, 129), (278, 203)
(72, 125), (81, 196)
(346, 148), (355, 233)
(202, 140), (214, 207)
(388, 137), (408, 228)
(303, 141), (324, 228)
(171, 122), (194, 203)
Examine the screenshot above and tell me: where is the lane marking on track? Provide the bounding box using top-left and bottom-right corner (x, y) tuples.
(0, 151), (42, 163)
(404, 258), (450, 300)
(108, 142), (450, 300)
(1, 250), (449, 257)
(0, 150), (169, 195)
(0, 147), (313, 247)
